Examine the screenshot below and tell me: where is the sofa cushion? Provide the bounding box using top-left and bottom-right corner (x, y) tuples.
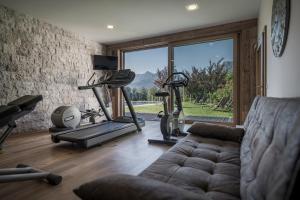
(140, 134), (241, 200)
(241, 96), (300, 200)
(74, 174), (206, 200)
(187, 122), (245, 143)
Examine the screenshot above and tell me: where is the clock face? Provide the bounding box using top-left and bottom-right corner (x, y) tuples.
(271, 0), (290, 57)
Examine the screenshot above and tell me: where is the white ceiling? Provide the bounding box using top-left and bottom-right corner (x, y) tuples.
(0, 0), (261, 44)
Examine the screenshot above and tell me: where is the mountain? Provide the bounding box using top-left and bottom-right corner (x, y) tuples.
(129, 62), (233, 89)
(130, 71), (157, 89)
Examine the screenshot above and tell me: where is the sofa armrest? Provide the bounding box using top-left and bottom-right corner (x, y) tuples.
(187, 122), (244, 143)
(74, 174), (207, 200)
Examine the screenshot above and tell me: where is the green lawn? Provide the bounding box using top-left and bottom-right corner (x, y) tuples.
(126, 101), (233, 118)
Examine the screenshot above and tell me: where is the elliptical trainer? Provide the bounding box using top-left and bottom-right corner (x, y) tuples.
(148, 72), (189, 145)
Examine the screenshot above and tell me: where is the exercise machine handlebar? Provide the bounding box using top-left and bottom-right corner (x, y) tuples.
(162, 72), (189, 88)
(78, 83), (102, 90)
(78, 69), (135, 90)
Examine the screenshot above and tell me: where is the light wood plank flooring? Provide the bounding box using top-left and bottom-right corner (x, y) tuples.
(0, 121), (169, 200)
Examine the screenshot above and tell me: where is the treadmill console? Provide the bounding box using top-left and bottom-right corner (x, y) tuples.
(103, 69), (135, 88)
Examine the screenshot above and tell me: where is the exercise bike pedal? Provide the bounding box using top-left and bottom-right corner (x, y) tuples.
(148, 138), (177, 146)
(171, 128), (188, 137)
(157, 111), (164, 118)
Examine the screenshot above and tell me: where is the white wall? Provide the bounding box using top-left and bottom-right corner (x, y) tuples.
(258, 0), (300, 97)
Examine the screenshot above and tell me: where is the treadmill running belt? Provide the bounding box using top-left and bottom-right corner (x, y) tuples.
(56, 121), (135, 141)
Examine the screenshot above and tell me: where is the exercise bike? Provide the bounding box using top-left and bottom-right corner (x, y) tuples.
(148, 72), (189, 145)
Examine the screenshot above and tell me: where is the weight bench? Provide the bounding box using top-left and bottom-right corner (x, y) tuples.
(0, 95), (62, 185)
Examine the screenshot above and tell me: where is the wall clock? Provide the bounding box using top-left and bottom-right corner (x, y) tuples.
(271, 0), (290, 57)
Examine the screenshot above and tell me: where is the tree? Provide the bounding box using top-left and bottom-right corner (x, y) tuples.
(154, 66), (168, 88)
(132, 88), (137, 101)
(148, 87), (159, 101)
(125, 87), (132, 99)
(184, 58), (229, 103)
(210, 71), (233, 107)
(184, 67), (207, 103)
(140, 87), (148, 101)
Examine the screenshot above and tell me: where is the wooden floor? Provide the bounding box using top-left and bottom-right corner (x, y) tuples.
(0, 121), (169, 200)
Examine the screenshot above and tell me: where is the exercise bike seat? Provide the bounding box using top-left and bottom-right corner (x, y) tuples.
(155, 92), (170, 97)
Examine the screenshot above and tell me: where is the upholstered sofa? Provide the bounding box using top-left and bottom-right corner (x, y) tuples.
(74, 96), (300, 200)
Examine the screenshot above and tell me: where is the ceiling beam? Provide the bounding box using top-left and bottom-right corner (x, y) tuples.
(107, 19), (257, 52)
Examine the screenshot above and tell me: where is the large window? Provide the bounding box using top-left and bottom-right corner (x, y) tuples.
(172, 39), (234, 123)
(124, 47), (168, 120)
(122, 38), (235, 123)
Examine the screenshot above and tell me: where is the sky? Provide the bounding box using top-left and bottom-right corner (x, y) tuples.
(125, 39), (233, 74)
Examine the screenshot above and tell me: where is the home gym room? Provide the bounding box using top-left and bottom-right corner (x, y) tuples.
(1, 0), (300, 200)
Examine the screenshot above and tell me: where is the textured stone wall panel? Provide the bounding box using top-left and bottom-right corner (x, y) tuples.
(0, 5), (106, 133)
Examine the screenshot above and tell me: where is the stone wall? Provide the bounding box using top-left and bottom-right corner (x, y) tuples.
(0, 5), (106, 133)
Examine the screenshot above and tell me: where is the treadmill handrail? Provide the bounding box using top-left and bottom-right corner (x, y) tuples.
(78, 79), (133, 90)
(77, 69), (141, 131)
(78, 83), (103, 90)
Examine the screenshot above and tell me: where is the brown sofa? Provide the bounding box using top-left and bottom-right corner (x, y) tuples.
(74, 96), (300, 200)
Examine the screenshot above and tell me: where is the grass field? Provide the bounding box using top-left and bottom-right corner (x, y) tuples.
(126, 101), (233, 118)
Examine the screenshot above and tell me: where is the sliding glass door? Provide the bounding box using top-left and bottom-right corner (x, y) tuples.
(124, 47), (168, 120)
(121, 36), (237, 123)
(172, 38), (234, 123)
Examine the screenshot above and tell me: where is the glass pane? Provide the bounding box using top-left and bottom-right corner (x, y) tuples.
(173, 39), (234, 123)
(124, 47), (168, 120)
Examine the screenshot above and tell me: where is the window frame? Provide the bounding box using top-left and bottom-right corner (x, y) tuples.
(117, 33), (240, 125)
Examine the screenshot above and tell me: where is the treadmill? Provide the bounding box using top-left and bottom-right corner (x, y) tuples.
(51, 69), (145, 148)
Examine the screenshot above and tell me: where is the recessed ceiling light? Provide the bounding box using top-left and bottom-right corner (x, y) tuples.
(107, 25), (114, 29)
(186, 3), (199, 11)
